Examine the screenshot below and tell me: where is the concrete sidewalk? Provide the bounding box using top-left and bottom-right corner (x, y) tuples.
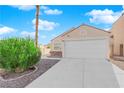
(112, 64), (124, 87)
(26, 58), (119, 88)
(84, 59), (119, 88)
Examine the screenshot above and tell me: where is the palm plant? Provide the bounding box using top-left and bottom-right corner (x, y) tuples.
(35, 5), (40, 47)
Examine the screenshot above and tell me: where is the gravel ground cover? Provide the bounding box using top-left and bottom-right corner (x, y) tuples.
(0, 59), (59, 88)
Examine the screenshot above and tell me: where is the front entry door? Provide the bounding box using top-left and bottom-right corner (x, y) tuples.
(120, 44), (123, 56)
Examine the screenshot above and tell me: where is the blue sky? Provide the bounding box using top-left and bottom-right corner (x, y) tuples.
(0, 5), (124, 44)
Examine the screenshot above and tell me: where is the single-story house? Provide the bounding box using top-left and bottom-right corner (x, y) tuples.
(51, 24), (110, 58)
(109, 13), (124, 59)
(41, 44), (51, 56)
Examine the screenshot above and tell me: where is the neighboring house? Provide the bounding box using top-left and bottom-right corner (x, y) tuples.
(51, 24), (110, 57)
(41, 44), (51, 56)
(109, 13), (124, 58)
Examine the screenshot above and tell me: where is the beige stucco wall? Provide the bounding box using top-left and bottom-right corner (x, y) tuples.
(62, 26), (82, 40)
(110, 15), (124, 56)
(63, 25), (109, 40)
(83, 25), (109, 37)
(51, 35), (64, 51)
(51, 25), (109, 51)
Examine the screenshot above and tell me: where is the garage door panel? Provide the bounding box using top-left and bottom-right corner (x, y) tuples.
(64, 39), (108, 59)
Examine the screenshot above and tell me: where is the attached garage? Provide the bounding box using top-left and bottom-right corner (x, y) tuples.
(63, 37), (109, 59)
(51, 24), (110, 58)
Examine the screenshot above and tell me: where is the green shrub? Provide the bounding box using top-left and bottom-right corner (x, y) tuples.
(0, 37), (41, 72)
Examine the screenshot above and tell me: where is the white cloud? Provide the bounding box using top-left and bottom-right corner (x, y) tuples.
(86, 9), (122, 24)
(32, 19), (59, 31)
(41, 35), (47, 39)
(122, 5), (124, 10)
(11, 5), (35, 11)
(0, 26), (16, 35)
(21, 31), (47, 41)
(44, 9), (63, 15)
(21, 31), (35, 37)
(41, 6), (49, 10)
(51, 34), (57, 37)
(11, 5), (63, 15)
(40, 5), (63, 15)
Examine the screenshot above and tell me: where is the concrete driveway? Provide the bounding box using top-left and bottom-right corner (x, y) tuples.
(26, 58), (119, 88)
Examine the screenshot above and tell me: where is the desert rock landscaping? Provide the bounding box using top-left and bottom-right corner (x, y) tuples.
(0, 59), (59, 88)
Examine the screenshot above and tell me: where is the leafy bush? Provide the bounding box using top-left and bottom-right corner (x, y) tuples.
(0, 37), (41, 72)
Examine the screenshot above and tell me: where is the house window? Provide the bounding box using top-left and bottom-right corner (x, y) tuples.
(111, 44), (114, 57)
(120, 44), (123, 56)
(54, 43), (61, 50)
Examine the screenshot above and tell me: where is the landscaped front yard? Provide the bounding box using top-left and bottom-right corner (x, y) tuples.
(0, 59), (59, 88)
(0, 38), (60, 88)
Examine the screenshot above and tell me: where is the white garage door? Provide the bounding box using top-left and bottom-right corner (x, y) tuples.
(64, 38), (108, 59)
